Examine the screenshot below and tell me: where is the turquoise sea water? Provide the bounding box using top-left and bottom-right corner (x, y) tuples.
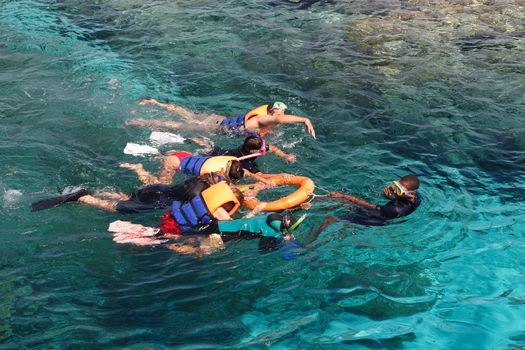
(1, 0), (525, 348)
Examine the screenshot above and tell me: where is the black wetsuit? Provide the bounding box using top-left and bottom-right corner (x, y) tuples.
(115, 177), (211, 214)
(342, 192), (421, 226)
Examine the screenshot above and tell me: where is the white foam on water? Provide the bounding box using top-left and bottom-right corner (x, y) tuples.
(2, 189), (23, 208)
(123, 143), (159, 156)
(62, 186), (86, 195)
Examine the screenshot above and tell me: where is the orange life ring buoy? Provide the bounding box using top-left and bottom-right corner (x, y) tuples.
(243, 174), (315, 211)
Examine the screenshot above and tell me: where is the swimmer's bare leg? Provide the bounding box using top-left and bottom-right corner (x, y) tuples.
(125, 118), (183, 130)
(120, 163), (159, 186)
(158, 155), (182, 184)
(138, 99), (227, 123)
(190, 136), (214, 149)
(78, 195), (118, 212)
(138, 99), (199, 120)
(95, 192), (130, 201)
(125, 119), (216, 134)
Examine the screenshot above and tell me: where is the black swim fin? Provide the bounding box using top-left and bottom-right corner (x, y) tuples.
(31, 189), (90, 212)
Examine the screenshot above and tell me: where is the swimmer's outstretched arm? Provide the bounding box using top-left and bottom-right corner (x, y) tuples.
(243, 169), (276, 186)
(257, 113), (316, 138)
(302, 216), (338, 245)
(268, 144), (296, 163)
(329, 192), (379, 210)
(242, 203), (266, 219)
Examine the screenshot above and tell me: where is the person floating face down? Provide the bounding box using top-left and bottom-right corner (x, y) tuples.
(120, 135), (296, 185)
(109, 213), (307, 259)
(316, 175), (421, 232)
(121, 151), (245, 187)
(120, 135), (296, 186)
(128, 100), (316, 139)
(31, 172), (246, 217)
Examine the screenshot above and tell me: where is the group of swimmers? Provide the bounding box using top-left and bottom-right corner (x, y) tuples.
(32, 99), (421, 258)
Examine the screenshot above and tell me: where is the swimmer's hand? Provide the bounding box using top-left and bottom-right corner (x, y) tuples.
(125, 118), (149, 127)
(383, 186), (395, 199)
(329, 191), (344, 198)
(139, 98), (159, 106)
(284, 154), (297, 163)
(304, 118), (316, 139)
(300, 202), (312, 210)
(119, 162), (143, 171)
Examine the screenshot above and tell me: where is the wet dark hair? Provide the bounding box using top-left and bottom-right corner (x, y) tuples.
(227, 160), (244, 181)
(241, 135), (263, 154)
(400, 174), (420, 191)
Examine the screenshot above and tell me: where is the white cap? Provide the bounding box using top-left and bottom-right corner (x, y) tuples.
(270, 101), (287, 111)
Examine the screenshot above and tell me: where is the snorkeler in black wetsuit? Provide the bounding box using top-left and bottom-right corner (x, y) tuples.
(315, 175), (421, 233)
(31, 173), (236, 214)
(208, 135), (269, 173)
(113, 175), (217, 213)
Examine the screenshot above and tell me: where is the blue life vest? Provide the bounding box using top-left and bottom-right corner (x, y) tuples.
(171, 195), (213, 233)
(179, 156), (211, 176)
(220, 115), (245, 128)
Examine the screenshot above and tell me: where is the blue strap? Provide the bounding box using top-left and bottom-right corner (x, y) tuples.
(180, 156), (210, 176)
(171, 195), (213, 233)
(220, 115), (244, 128)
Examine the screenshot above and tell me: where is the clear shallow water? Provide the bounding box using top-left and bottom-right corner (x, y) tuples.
(1, 0), (525, 348)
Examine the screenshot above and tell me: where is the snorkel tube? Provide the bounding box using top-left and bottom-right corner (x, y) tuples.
(285, 214), (306, 235)
(236, 140), (267, 161)
(279, 214), (307, 261)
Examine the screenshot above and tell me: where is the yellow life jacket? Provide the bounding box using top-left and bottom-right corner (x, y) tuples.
(245, 104), (273, 135)
(244, 104), (269, 124)
(201, 181), (240, 215)
(200, 156), (238, 176)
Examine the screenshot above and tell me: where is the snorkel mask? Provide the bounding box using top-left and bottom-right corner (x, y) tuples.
(267, 214), (307, 236)
(391, 181), (417, 201)
(391, 181), (409, 196)
(223, 160), (243, 181)
(237, 139), (267, 161)
(283, 214), (307, 235)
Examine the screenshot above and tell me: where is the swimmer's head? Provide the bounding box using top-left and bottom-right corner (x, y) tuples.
(241, 135), (268, 155)
(399, 174), (420, 191)
(269, 101), (287, 113)
(266, 213), (305, 235)
(226, 159), (244, 181)
(390, 174), (419, 202)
